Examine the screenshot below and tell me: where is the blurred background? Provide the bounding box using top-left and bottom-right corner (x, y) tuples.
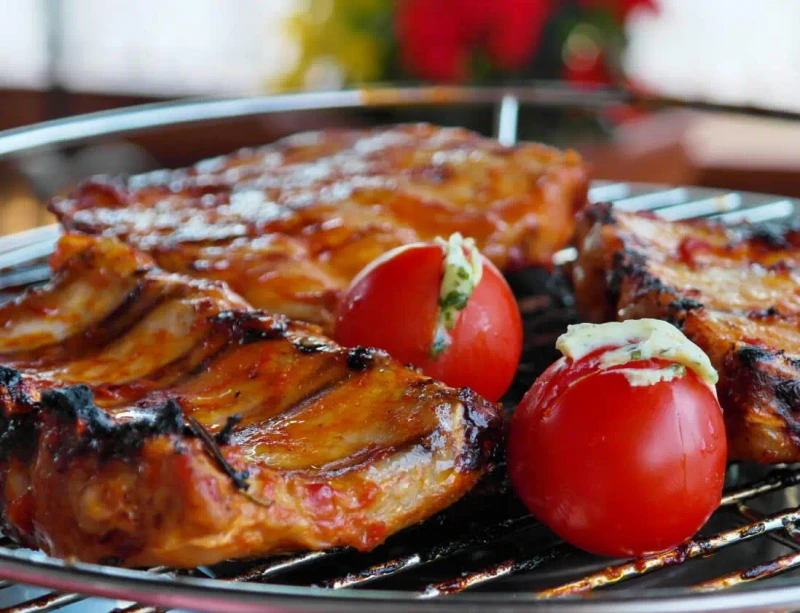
(2, 0), (800, 235)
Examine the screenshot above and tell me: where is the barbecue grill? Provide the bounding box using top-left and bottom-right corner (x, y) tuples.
(0, 86), (799, 613)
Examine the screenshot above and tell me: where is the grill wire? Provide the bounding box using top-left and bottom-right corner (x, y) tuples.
(0, 182), (796, 612)
(0, 97), (800, 611)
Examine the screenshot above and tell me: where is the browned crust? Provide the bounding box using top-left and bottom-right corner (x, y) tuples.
(574, 202), (800, 463)
(49, 123), (589, 331)
(0, 234), (503, 567)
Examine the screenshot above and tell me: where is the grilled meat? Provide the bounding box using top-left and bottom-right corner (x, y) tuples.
(573, 202), (800, 463)
(0, 233), (502, 567)
(50, 123), (589, 331)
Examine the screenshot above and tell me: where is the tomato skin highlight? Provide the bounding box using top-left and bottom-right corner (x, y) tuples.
(508, 356), (727, 557)
(334, 242), (522, 401)
(335, 245), (442, 370)
(423, 260), (522, 401)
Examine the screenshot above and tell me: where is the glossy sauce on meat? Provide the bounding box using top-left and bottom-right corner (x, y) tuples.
(50, 124), (589, 331)
(574, 202), (800, 463)
(0, 234), (502, 567)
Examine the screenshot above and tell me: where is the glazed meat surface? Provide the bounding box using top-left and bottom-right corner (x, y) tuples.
(574, 202), (800, 463)
(50, 123), (589, 330)
(0, 233), (502, 567)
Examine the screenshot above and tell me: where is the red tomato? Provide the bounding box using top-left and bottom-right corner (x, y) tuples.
(508, 349), (727, 557)
(335, 239), (522, 402)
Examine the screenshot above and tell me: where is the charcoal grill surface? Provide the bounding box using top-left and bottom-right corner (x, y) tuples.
(0, 88), (800, 613)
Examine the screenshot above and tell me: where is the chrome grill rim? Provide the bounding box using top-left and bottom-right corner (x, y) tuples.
(0, 87), (800, 611)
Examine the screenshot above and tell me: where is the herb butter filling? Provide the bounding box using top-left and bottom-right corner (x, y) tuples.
(431, 233), (483, 357)
(555, 319), (718, 387)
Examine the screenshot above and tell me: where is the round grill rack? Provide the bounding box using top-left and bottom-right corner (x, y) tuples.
(0, 86), (799, 613)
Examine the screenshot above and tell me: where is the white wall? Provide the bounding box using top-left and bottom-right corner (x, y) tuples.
(625, 0), (800, 112)
(0, 1), (48, 88)
(3, 0), (798, 108)
(0, 0), (298, 95)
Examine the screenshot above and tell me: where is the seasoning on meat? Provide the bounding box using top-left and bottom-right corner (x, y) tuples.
(50, 123), (589, 332)
(574, 202), (800, 463)
(0, 233), (502, 567)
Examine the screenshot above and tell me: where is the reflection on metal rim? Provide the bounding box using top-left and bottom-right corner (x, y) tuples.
(0, 183), (797, 611)
(2, 543), (800, 613)
(2, 82), (800, 159)
(0, 84), (622, 158)
(2, 90), (800, 611)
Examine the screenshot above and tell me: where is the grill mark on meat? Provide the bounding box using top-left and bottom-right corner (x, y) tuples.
(39, 384), (186, 463)
(167, 333), (239, 382)
(32, 280), (171, 363)
(0, 366), (40, 465)
(213, 310), (289, 343)
(0, 409), (38, 462)
(99, 326), (229, 398)
(346, 346), (377, 370)
(125, 312), (289, 395)
(92, 307), (301, 405)
(80, 279), (150, 343)
(295, 442), (397, 477)
(291, 396), (496, 479)
(0, 365), (34, 409)
(0, 233), (503, 566)
(775, 379), (800, 414)
(77, 278), (231, 342)
(10, 299), (226, 397)
(748, 224), (796, 249)
(736, 345), (775, 367)
(49, 124), (589, 331)
(608, 249), (647, 304)
(9, 302), (254, 408)
(260, 374), (349, 429)
(584, 200), (616, 225)
(748, 306), (780, 321)
(575, 201), (800, 463)
(456, 387), (505, 471)
(669, 298), (705, 312)
(293, 337), (334, 354)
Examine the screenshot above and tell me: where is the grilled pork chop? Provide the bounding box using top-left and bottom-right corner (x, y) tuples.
(0, 233), (502, 567)
(573, 202), (800, 463)
(50, 123), (589, 331)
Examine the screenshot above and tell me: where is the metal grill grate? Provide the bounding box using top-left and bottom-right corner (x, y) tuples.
(0, 90), (800, 612)
(0, 182), (796, 612)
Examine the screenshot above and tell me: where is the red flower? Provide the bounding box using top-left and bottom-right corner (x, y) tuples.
(395, 0), (469, 81)
(484, 0), (553, 70)
(394, 0), (654, 82)
(395, 0), (552, 82)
